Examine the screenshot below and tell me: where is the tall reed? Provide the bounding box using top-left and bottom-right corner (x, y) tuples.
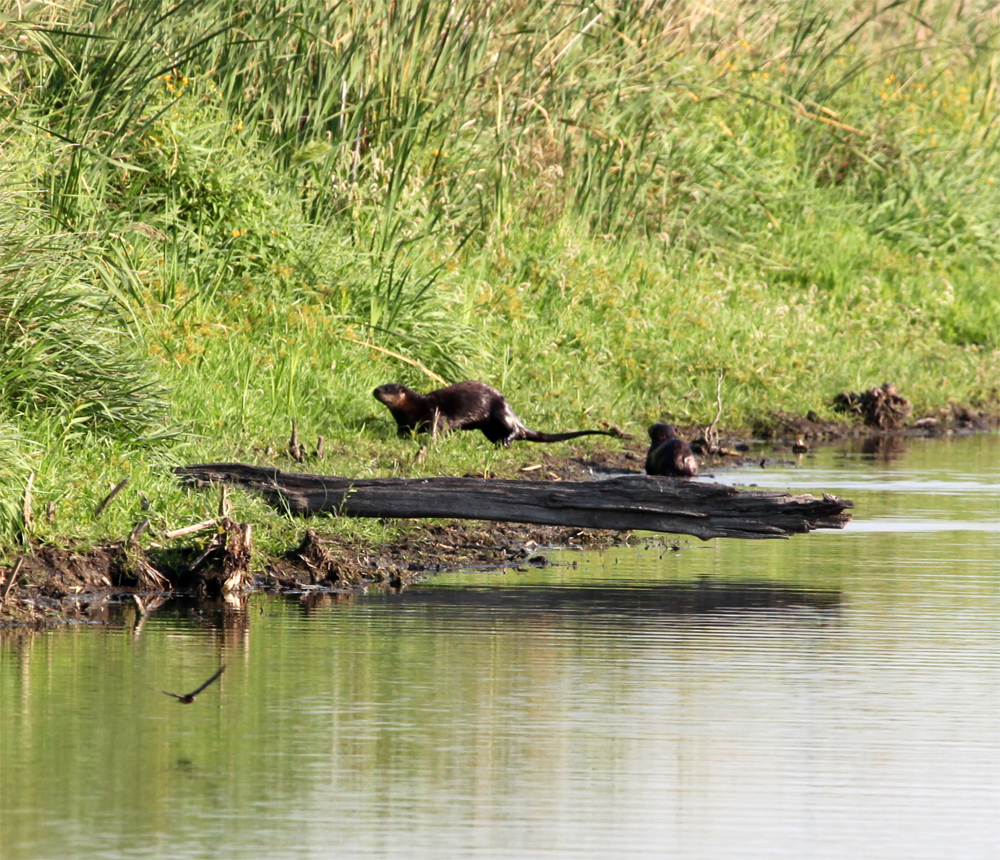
(2, 0), (997, 418)
(0, 197), (170, 441)
(10, 1), (996, 257)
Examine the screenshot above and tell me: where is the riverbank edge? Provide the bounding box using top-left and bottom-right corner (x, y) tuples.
(2, 410), (995, 629)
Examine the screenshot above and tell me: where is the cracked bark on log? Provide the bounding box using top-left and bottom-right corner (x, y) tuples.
(175, 463), (853, 541)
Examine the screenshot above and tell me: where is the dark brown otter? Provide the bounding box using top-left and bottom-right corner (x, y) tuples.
(645, 423), (699, 477)
(373, 381), (626, 447)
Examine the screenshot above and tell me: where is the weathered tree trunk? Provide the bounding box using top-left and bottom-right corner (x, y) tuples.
(176, 464), (853, 540)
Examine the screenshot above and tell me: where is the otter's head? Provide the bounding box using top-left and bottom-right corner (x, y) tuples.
(373, 383), (413, 407)
(648, 423), (679, 444)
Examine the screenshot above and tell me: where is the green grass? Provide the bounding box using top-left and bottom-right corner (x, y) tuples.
(0, 0), (997, 555)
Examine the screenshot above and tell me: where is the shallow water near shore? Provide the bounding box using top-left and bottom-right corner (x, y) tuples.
(2, 433), (998, 860)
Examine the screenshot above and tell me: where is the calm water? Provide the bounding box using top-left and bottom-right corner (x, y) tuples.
(2, 434), (998, 860)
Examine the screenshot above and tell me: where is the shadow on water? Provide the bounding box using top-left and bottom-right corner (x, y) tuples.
(91, 578), (841, 635)
(350, 578), (841, 618)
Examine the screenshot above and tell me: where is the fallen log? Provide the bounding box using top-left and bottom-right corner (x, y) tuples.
(175, 463), (853, 541)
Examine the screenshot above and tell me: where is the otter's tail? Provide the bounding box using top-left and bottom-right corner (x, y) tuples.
(519, 427), (631, 443)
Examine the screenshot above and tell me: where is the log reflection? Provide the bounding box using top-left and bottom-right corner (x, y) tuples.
(374, 578), (841, 617)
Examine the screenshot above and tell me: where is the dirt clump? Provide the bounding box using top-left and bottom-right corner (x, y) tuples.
(1, 545), (119, 626)
(832, 381), (912, 429)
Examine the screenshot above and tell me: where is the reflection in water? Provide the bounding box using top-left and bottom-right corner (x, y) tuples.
(858, 433), (910, 461)
(374, 579), (841, 617)
(1, 433), (998, 860)
(296, 589), (361, 615)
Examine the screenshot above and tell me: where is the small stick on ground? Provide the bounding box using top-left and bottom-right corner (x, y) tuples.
(316, 436), (325, 459)
(22, 471), (34, 529)
(289, 420), (305, 462)
(218, 485), (230, 519)
(129, 517), (151, 544)
(94, 478), (130, 519)
(704, 371), (725, 454)
(221, 519), (253, 593)
(1, 557), (25, 606)
(163, 519), (219, 540)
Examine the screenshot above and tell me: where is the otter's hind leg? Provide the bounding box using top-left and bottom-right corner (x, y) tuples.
(492, 400), (522, 447)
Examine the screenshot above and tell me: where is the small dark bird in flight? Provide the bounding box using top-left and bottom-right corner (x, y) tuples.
(159, 666), (225, 704)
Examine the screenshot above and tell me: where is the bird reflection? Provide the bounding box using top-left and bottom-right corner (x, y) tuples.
(159, 666), (225, 704)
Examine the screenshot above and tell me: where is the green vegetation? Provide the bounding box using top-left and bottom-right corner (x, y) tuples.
(0, 0), (997, 555)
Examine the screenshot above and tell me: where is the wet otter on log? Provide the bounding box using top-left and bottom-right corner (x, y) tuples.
(373, 381), (627, 447)
(645, 423), (699, 477)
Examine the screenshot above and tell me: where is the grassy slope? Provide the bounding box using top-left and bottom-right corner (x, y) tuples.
(0, 0), (997, 558)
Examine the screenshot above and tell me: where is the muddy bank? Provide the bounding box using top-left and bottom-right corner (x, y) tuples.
(0, 518), (629, 628)
(756, 399), (997, 441)
(2, 402), (995, 628)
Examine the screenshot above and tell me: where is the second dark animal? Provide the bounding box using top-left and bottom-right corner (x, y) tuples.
(373, 381), (627, 447)
(645, 423), (699, 477)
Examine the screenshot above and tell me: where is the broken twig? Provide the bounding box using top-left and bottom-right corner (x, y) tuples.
(163, 519), (219, 540)
(1, 557), (25, 606)
(289, 420), (304, 462)
(94, 478), (130, 519)
(22, 471), (34, 528)
(129, 517), (151, 544)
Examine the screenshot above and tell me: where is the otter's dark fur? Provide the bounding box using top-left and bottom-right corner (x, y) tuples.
(645, 423), (699, 477)
(374, 381), (625, 447)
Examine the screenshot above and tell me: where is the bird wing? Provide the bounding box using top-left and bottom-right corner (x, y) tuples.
(184, 666), (225, 699)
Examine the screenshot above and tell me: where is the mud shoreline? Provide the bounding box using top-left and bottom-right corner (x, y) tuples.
(2, 409), (995, 629)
